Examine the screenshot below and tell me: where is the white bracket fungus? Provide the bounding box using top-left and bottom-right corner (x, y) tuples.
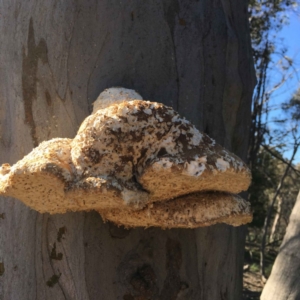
(0, 87), (252, 228)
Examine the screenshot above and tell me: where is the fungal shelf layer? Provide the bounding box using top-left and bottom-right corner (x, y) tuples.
(0, 87), (252, 228)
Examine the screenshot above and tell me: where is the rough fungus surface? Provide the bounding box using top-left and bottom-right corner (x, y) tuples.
(0, 87), (252, 228)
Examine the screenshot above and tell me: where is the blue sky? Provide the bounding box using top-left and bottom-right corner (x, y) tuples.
(275, 11), (300, 97)
(267, 11), (300, 164)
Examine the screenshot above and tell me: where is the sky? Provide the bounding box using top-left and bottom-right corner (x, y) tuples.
(267, 10), (300, 164)
(273, 12), (300, 99)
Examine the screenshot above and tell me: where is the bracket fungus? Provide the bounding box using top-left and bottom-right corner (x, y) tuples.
(0, 87), (252, 228)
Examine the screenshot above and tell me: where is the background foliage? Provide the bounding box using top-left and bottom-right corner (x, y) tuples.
(244, 0), (300, 298)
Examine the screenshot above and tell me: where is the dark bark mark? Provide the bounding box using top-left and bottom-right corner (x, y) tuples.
(50, 242), (63, 260)
(108, 222), (131, 239)
(44, 216), (68, 299)
(22, 18), (49, 147)
(57, 226), (67, 242)
(159, 238), (182, 300)
(0, 262), (4, 276)
(129, 265), (157, 299)
(46, 273), (61, 288)
(220, 287), (228, 300)
(0, 213), (5, 219)
(45, 89), (52, 106)
(178, 18), (186, 26)
(204, 124), (210, 136)
(120, 240), (159, 299)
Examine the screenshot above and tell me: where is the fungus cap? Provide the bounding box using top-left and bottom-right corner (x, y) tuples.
(0, 87), (252, 227)
(92, 87), (143, 113)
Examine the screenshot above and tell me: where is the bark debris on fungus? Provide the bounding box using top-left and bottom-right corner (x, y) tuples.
(0, 87), (252, 228)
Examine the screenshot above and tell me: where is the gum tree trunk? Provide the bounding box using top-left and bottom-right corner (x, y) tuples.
(0, 1), (255, 299)
(261, 190), (300, 300)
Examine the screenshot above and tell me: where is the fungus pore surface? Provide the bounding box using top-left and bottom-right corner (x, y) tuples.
(0, 87), (252, 227)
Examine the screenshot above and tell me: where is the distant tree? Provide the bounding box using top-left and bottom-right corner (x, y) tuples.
(247, 0), (300, 282)
(261, 190), (300, 299)
(248, 73), (300, 278)
(260, 86), (300, 297)
(283, 87), (300, 120)
(248, 0), (298, 169)
(260, 142), (299, 280)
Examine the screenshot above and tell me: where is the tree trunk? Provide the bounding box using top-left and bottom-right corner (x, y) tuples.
(0, 1), (255, 299)
(260, 144), (299, 280)
(269, 196), (282, 244)
(261, 190), (300, 300)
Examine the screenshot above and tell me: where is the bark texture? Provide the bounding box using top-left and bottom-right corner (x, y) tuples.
(0, 0), (255, 299)
(261, 191), (300, 300)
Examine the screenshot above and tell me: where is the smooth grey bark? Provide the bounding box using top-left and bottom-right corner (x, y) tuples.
(0, 1), (255, 299)
(261, 190), (300, 300)
(260, 144), (299, 280)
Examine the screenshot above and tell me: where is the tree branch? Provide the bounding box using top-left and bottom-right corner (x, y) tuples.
(262, 144), (300, 175)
